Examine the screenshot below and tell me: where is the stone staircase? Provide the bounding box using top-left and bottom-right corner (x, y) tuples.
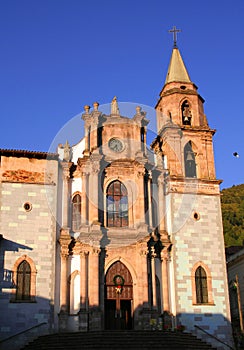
(21, 330), (217, 349)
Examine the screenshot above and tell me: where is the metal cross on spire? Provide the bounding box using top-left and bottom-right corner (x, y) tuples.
(168, 26), (181, 47)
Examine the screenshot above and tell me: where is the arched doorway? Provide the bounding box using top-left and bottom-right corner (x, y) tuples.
(105, 261), (133, 330)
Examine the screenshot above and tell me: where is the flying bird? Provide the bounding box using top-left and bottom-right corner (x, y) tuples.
(233, 152), (240, 158)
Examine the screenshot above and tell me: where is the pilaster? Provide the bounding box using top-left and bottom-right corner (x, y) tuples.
(157, 173), (166, 234)
(88, 247), (102, 330)
(60, 161), (72, 228)
(79, 249), (89, 331)
(58, 228), (71, 331)
(160, 245), (171, 312)
(150, 246), (157, 310)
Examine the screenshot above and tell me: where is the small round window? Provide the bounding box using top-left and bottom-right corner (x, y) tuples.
(23, 202), (32, 212)
(193, 212), (200, 221)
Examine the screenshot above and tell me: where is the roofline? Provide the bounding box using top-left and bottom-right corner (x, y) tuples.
(227, 247), (244, 264)
(0, 148), (59, 160)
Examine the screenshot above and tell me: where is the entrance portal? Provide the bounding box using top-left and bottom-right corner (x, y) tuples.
(105, 261), (133, 330)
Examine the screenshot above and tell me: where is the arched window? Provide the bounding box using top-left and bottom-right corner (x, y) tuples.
(12, 256), (36, 302)
(191, 262), (213, 305)
(16, 260), (31, 301)
(181, 100), (192, 125)
(106, 181), (128, 227)
(195, 266), (208, 304)
(184, 141), (196, 178)
(72, 194), (81, 231)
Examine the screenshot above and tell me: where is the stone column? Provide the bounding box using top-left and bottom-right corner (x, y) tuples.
(89, 103), (100, 151)
(58, 229), (71, 331)
(137, 245), (150, 330)
(88, 247), (101, 330)
(157, 173), (167, 236)
(205, 135), (216, 179)
(79, 249), (89, 331)
(160, 246), (170, 312)
(89, 247), (100, 306)
(61, 162), (72, 228)
(169, 131), (182, 177)
(136, 167), (146, 226)
(59, 229), (71, 311)
(81, 171), (87, 224)
(82, 105), (91, 153)
(88, 155), (102, 226)
(60, 253), (69, 310)
(140, 246), (149, 308)
(80, 251), (88, 309)
(147, 171), (153, 228)
(77, 157), (90, 227)
(151, 246), (157, 309)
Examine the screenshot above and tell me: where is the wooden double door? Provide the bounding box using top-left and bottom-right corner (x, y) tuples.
(105, 261), (133, 330)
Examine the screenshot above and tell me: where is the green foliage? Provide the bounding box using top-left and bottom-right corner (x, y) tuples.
(221, 184), (244, 247)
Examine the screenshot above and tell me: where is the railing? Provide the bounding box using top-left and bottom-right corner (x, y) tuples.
(194, 324), (235, 350)
(0, 322), (47, 344)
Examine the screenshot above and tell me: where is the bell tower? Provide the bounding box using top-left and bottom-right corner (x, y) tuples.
(154, 39), (216, 181)
(151, 28), (232, 346)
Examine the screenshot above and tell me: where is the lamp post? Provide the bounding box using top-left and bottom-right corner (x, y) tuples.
(234, 274), (243, 333)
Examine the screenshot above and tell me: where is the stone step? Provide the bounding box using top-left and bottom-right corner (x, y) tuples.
(22, 330), (217, 350)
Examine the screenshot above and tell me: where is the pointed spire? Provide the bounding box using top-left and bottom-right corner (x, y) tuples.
(165, 47), (191, 84)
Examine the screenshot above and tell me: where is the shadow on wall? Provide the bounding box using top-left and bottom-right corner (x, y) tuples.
(114, 302), (235, 350)
(0, 236), (236, 350)
(0, 235), (33, 291)
(161, 310), (235, 350)
(0, 292), (51, 350)
(0, 295), (236, 350)
(0, 236), (51, 350)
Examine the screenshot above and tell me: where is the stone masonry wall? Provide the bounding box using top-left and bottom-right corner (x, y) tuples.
(0, 180), (57, 346)
(169, 192), (233, 348)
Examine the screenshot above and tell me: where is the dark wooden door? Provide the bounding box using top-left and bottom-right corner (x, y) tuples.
(105, 300), (116, 330)
(105, 261), (133, 330)
(120, 300), (132, 330)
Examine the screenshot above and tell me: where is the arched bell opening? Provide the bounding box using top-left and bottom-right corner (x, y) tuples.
(181, 100), (192, 126)
(184, 141), (197, 178)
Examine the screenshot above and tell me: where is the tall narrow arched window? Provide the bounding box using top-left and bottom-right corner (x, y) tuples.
(72, 194), (81, 231)
(16, 260), (31, 301)
(195, 266), (208, 304)
(184, 141), (197, 178)
(106, 180), (128, 227)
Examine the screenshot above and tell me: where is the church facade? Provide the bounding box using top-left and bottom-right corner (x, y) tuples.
(0, 42), (233, 349)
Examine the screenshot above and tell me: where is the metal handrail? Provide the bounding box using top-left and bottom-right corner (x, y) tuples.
(0, 322), (47, 344)
(194, 324), (235, 350)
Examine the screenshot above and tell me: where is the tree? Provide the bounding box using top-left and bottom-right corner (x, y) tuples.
(221, 184), (244, 247)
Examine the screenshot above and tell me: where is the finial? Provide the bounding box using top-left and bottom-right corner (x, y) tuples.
(93, 102), (99, 111)
(168, 26), (181, 47)
(84, 105), (90, 114)
(63, 140), (71, 162)
(136, 106), (141, 115)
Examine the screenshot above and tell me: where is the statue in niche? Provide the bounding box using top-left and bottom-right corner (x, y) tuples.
(111, 96), (120, 115)
(63, 140), (71, 162)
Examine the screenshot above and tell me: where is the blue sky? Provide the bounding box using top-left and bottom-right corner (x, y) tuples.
(0, 0), (243, 189)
